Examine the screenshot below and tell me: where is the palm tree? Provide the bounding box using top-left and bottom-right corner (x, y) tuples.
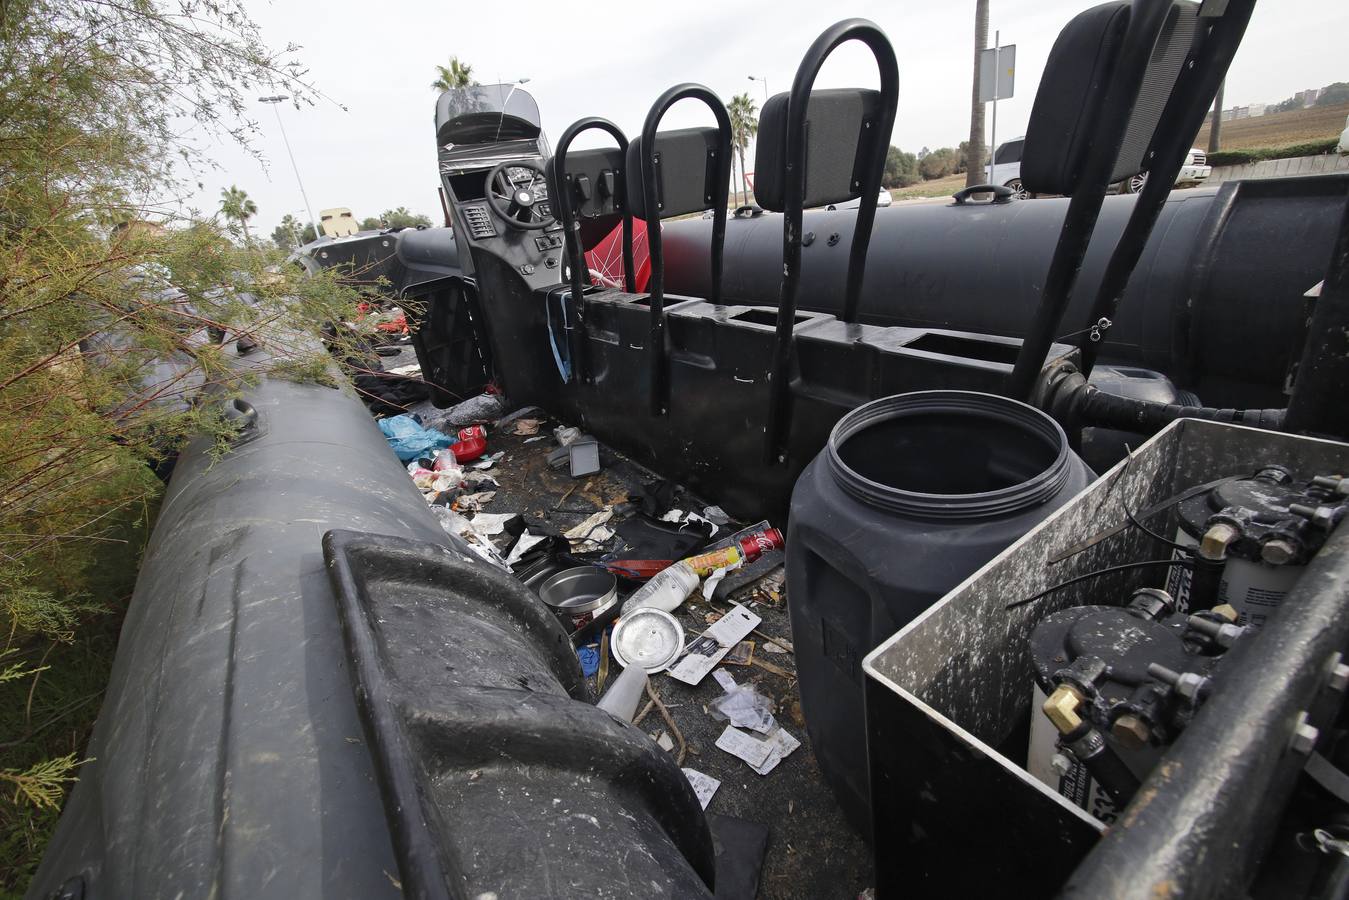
(728, 93), (758, 207)
(965, 0), (989, 189)
(431, 56), (477, 92)
(219, 185), (257, 243)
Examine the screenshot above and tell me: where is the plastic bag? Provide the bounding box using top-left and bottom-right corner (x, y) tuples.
(708, 672), (777, 734)
(378, 414), (455, 462)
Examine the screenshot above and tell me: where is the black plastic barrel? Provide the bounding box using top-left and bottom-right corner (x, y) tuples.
(786, 390), (1094, 837)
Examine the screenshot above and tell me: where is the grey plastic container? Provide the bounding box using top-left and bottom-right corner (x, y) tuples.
(786, 390), (1094, 836)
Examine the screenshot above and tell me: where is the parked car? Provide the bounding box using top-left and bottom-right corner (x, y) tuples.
(986, 137), (1212, 197)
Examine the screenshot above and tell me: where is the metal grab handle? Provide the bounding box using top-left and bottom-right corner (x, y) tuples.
(952, 183), (1015, 205)
(637, 84), (733, 416)
(222, 397), (261, 444)
(765, 18), (900, 463)
(549, 118), (636, 386)
(549, 117), (636, 296)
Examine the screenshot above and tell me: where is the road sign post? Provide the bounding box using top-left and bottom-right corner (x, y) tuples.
(979, 33), (1015, 179)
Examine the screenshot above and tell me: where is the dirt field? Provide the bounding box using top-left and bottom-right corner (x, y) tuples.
(888, 172), (967, 200)
(1195, 101), (1349, 151)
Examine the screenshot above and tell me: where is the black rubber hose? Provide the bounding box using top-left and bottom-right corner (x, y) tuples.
(1039, 366), (1286, 435)
(1079, 388), (1286, 433)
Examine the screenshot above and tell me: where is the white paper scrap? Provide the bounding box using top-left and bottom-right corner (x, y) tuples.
(750, 727), (802, 776)
(712, 669), (738, 691)
(505, 530), (549, 567)
(469, 512), (516, 536)
(667, 604), (762, 685)
(715, 725), (773, 768)
(471, 451), (506, 470)
(682, 768), (721, 810)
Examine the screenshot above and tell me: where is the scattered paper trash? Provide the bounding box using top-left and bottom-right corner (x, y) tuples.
(553, 425), (582, 446)
(656, 731), (675, 752)
(430, 507), (510, 569)
(660, 508), (719, 536)
(702, 505), (731, 525)
(682, 768), (721, 810)
(471, 451), (505, 470)
(750, 727), (801, 775)
(667, 604), (762, 685)
(505, 530), (549, 566)
(564, 508), (615, 548)
(466, 512), (517, 536)
(523, 436), (547, 443)
(715, 725), (773, 769)
(715, 724), (801, 775)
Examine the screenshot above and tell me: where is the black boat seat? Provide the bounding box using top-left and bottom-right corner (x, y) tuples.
(624, 126), (725, 221)
(556, 145), (627, 251)
(1022, 0), (1200, 197)
(754, 88), (885, 212)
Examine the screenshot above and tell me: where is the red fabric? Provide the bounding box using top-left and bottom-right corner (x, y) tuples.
(584, 219), (651, 293)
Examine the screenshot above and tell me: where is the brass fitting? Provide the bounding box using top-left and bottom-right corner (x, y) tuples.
(1211, 604), (1239, 623)
(1043, 684), (1085, 735)
(1200, 522), (1240, 560)
(1111, 713), (1152, 752)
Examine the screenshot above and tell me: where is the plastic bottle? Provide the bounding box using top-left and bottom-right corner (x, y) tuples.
(619, 527), (785, 614)
(620, 561), (701, 614)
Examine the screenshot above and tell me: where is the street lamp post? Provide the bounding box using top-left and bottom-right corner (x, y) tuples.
(747, 75), (769, 102)
(259, 95), (320, 243)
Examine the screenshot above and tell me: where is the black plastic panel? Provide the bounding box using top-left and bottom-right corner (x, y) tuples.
(323, 529), (715, 898)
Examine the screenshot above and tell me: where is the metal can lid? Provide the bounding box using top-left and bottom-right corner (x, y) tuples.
(610, 608), (685, 673)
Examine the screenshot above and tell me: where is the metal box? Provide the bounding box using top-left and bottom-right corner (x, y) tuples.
(862, 418), (1349, 897)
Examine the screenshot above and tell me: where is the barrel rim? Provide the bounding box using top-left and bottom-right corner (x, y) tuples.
(824, 390), (1073, 519)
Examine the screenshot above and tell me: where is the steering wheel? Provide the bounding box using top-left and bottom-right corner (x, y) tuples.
(485, 161), (556, 230)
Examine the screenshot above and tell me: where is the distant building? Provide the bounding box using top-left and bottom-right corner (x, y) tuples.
(1295, 88), (1322, 108)
(1249, 102), (1266, 118)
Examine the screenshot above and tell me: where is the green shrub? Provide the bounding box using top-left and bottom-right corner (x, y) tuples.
(0, 2), (368, 891)
(1208, 138), (1339, 167)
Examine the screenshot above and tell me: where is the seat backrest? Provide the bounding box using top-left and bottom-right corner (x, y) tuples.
(556, 146), (628, 249)
(624, 127), (725, 220)
(1021, 0), (1200, 196)
(753, 88), (885, 212)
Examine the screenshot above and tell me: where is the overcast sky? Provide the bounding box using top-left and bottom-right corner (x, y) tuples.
(189, 0), (1349, 238)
